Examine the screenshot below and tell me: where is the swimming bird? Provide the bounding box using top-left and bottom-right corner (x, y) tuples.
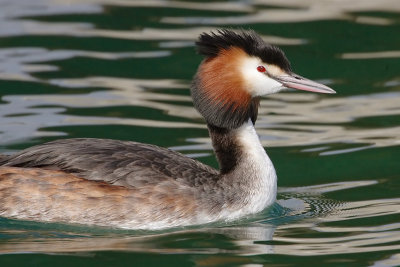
(0, 29), (335, 230)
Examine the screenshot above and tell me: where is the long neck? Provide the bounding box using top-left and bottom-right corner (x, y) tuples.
(207, 120), (277, 212)
(207, 123), (241, 174)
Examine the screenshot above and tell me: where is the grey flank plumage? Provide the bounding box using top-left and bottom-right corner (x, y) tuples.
(0, 138), (218, 188)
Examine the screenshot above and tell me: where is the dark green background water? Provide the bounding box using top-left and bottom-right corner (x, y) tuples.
(1, 0), (400, 266)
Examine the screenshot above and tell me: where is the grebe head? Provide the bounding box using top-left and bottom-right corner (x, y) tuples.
(191, 29), (336, 129)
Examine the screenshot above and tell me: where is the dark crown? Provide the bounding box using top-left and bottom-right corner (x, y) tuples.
(196, 29), (292, 72)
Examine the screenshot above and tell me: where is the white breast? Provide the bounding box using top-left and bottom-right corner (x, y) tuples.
(212, 120), (277, 222)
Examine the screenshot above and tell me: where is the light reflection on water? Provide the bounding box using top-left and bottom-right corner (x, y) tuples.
(0, 0), (400, 265)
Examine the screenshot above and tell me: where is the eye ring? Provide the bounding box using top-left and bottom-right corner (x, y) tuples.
(257, 66), (266, 73)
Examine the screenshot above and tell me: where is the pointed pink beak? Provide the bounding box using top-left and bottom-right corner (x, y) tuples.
(274, 73), (336, 94)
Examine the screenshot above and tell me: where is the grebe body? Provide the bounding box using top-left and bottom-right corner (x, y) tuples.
(0, 30), (335, 229)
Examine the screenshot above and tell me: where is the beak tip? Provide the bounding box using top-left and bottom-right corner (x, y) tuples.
(323, 88), (337, 94)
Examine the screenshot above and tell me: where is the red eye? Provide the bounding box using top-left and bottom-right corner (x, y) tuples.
(257, 66), (266, 72)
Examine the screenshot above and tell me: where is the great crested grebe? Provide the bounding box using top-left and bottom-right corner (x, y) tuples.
(0, 29), (335, 230)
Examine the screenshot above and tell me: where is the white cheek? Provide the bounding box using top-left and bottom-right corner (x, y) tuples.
(240, 58), (284, 96)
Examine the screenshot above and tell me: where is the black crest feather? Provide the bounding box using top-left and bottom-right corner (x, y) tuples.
(196, 29), (291, 72)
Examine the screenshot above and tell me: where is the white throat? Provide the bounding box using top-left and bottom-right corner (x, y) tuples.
(236, 119), (277, 206)
(217, 120), (277, 220)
